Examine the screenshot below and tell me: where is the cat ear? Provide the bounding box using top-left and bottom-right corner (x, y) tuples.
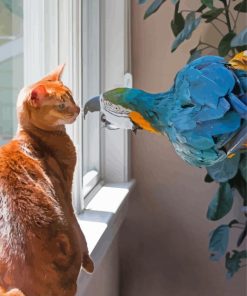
(30, 85), (47, 107)
(42, 64), (65, 81)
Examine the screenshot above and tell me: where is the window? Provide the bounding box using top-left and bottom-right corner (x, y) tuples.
(0, 0), (23, 145)
(1, 0), (131, 213)
(82, 0), (132, 206)
(82, 0), (102, 198)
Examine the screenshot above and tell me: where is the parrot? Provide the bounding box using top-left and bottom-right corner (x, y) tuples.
(84, 51), (247, 184)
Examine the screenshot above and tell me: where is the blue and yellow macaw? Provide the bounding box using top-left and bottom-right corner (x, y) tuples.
(84, 52), (247, 183)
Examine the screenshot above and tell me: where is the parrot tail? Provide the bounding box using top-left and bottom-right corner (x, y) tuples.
(226, 124), (247, 158)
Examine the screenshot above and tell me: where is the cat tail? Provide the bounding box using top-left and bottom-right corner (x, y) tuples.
(0, 287), (26, 296)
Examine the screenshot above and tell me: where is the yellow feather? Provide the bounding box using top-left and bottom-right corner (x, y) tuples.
(129, 111), (159, 134)
(229, 51), (247, 71)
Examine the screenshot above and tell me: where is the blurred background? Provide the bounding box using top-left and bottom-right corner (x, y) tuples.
(0, 0), (22, 145)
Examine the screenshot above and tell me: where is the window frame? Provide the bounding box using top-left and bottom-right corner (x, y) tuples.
(83, 0), (132, 208)
(101, 0), (132, 184)
(23, 0), (131, 213)
(82, 0), (102, 199)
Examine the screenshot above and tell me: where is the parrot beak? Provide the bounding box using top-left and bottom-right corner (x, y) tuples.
(83, 96), (101, 118)
(83, 96), (119, 130)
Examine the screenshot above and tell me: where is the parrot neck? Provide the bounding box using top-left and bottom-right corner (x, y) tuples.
(126, 88), (174, 133)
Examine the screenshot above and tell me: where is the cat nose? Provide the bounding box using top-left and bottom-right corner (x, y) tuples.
(76, 106), (80, 114)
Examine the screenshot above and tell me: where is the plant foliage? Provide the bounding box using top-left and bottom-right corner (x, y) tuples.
(209, 225), (229, 261)
(139, 0), (247, 59)
(207, 183), (233, 221)
(225, 250), (247, 278)
(171, 12), (201, 52)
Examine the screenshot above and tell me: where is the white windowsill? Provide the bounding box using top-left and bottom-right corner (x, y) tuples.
(76, 180), (135, 292)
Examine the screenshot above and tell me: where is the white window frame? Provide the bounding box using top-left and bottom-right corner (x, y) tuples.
(82, 0), (102, 199)
(23, 0), (131, 213)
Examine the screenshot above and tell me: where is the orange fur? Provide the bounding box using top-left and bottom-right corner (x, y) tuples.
(0, 65), (94, 296)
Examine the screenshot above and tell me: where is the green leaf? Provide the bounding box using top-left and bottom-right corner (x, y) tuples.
(237, 222), (247, 247)
(201, 8), (224, 23)
(218, 32), (236, 56)
(231, 28), (247, 47)
(187, 44), (202, 63)
(171, 12), (201, 52)
(234, 0), (247, 13)
(239, 154), (247, 182)
(204, 173), (214, 183)
(207, 153), (240, 183)
(229, 171), (247, 199)
(236, 45), (247, 52)
(201, 0), (214, 9)
(209, 225), (229, 261)
(228, 219), (239, 228)
(225, 250), (247, 278)
(197, 4), (207, 12)
(188, 50), (202, 63)
(171, 0), (179, 4)
(144, 0), (167, 19)
(171, 12), (185, 36)
(207, 183), (233, 221)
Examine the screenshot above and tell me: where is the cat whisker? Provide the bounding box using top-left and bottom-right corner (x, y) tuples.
(65, 113), (75, 119)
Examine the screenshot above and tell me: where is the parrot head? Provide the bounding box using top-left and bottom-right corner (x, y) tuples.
(84, 88), (160, 133)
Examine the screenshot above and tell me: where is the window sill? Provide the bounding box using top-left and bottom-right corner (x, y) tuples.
(76, 180), (135, 289)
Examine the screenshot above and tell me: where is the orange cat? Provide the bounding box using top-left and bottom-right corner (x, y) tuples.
(0, 65), (94, 296)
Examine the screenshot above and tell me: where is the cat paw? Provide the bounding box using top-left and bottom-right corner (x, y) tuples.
(0, 288), (25, 296)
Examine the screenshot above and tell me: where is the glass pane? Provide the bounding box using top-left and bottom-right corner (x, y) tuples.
(0, 0), (23, 145)
(82, 0), (101, 196)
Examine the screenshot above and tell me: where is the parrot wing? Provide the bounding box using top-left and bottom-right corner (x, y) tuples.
(165, 55), (246, 167)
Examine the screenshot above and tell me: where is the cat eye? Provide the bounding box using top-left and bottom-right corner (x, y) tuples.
(58, 103), (66, 110)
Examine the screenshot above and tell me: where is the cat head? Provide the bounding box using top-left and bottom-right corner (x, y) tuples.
(17, 65), (80, 131)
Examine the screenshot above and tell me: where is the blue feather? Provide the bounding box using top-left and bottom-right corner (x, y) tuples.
(234, 70), (247, 93)
(194, 98), (230, 122)
(195, 112), (241, 136)
(228, 93), (247, 119)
